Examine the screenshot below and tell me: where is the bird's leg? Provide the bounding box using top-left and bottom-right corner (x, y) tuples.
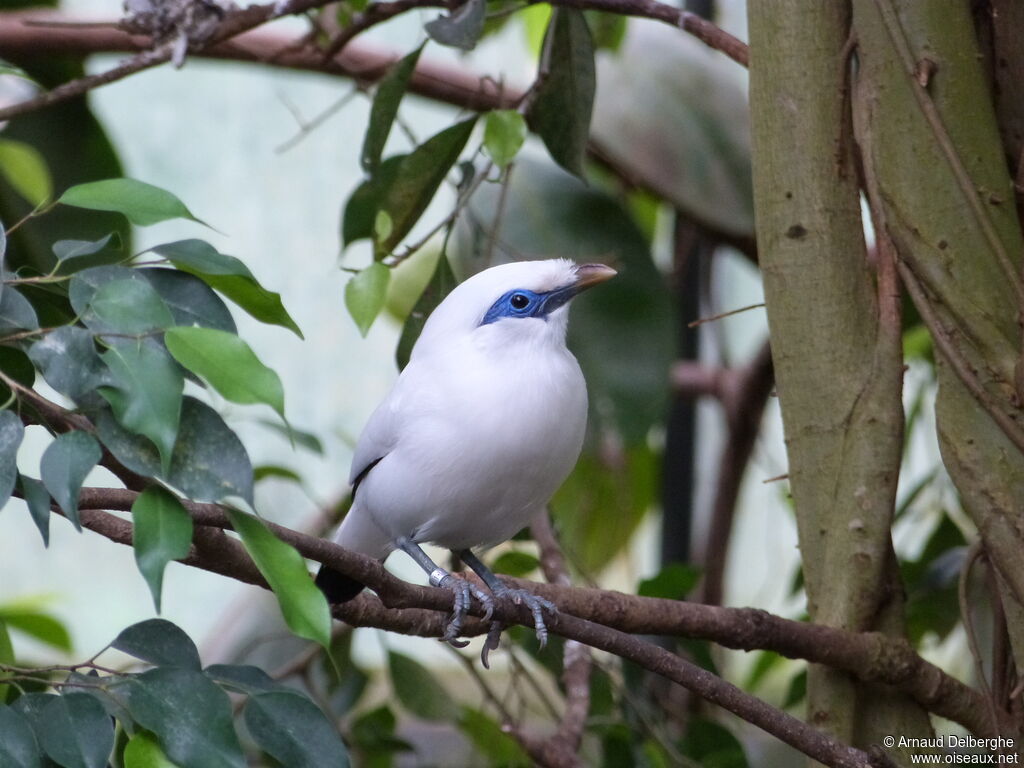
(395, 537), (493, 645)
(458, 549), (558, 653)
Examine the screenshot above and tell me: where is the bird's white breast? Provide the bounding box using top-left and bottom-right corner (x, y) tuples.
(358, 329), (588, 551)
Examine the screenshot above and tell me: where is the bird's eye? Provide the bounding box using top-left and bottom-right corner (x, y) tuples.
(510, 293), (530, 310)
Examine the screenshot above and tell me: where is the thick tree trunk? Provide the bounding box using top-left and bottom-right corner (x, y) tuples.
(748, 1), (932, 762)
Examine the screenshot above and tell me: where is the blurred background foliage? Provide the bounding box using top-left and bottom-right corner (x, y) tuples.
(0, 0), (972, 765)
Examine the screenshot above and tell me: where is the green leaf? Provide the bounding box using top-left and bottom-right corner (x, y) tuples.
(783, 669), (807, 709)
(18, 476), (51, 547)
(490, 550), (540, 578)
(164, 327), (284, 418)
(122, 667), (244, 768)
(527, 9), (595, 178)
(0, 624), (14, 707)
(100, 339), (184, 471)
(140, 269), (236, 333)
(0, 609), (72, 652)
(637, 562), (700, 600)
(0, 139), (52, 207)
(28, 326), (112, 403)
(112, 619), (202, 670)
(52, 232), (124, 275)
(39, 431), (100, 532)
(457, 707), (529, 767)
(0, 58), (35, 82)
(483, 110), (526, 168)
(387, 651), (457, 722)
(256, 419), (323, 454)
(425, 0), (486, 50)
(254, 465), (302, 483)
(58, 179), (206, 228)
(203, 664), (280, 695)
(0, 287), (39, 331)
(362, 46), (423, 173)
(244, 691), (348, 768)
(132, 488), (194, 613)
(74, 272), (175, 336)
(123, 732), (178, 768)
(344, 263), (390, 337)
(226, 509), (331, 648)
(0, 347), (34, 404)
(349, 705), (411, 763)
(150, 241), (302, 338)
(0, 705), (41, 768)
(0, 410), (24, 509)
(378, 118), (477, 254)
(342, 156), (404, 247)
(38, 693), (114, 768)
(96, 397), (253, 504)
(395, 252), (455, 369)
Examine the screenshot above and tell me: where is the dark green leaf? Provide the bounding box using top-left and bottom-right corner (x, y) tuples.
(150, 241), (301, 338)
(96, 397), (254, 504)
(100, 339), (183, 471)
(0, 287), (39, 331)
(0, 410), (24, 509)
(457, 707), (529, 766)
(0, 347), (34, 405)
(396, 253), (455, 371)
(680, 718), (747, 768)
(164, 327), (284, 418)
(244, 691), (348, 768)
(139, 269), (236, 333)
(361, 47), (423, 172)
(527, 9), (595, 178)
(490, 550), (540, 578)
(349, 705), (411, 763)
(38, 692), (114, 768)
(0, 704), (41, 768)
(65, 671), (134, 729)
(75, 273), (175, 336)
(226, 509), (331, 648)
(123, 732), (176, 768)
(0, 139), (52, 207)
(0, 609), (72, 652)
(744, 650), (786, 692)
(52, 232), (124, 275)
(254, 465), (302, 483)
(378, 118), (477, 254)
(0, 59), (34, 81)
(58, 179), (206, 228)
(39, 431), (100, 531)
(344, 263), (390, 337)
(203, 664), (280, 695)
(122, 667), (244, 768)
(113, 619), (201, 670)
(483, 110), (526, 168)
(637, 562), (700, 599)
(425, 0), (486, 50)
(584, 10), (626, 52)
(0, 623), (15, 704)
(782, 669), (807, 709)
(387, 651), (457, 721)
(342, 156), (404, 247)
(28, 326), (111, 402)
(132, 488), (194, 613)
(19, 476), (51, 546)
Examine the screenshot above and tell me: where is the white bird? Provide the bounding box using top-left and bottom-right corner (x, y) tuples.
(317, 258), (616, 655)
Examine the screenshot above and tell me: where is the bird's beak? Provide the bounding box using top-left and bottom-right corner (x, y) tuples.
(573, 263), (617, 292)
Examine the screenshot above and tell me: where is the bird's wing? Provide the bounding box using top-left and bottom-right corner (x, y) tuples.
(347, 389), (401, 489)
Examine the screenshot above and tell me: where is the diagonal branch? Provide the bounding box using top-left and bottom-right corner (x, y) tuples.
(69, 500), (877, 768)
(70, 485), (1005, 738)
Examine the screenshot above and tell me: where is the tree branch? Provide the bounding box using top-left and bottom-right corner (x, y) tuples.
(70, 485), (1004, 738)
(0, 0), (746, 124)
(68, 500), (877, 768)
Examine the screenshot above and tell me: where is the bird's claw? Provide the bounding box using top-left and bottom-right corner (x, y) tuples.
(480, 621), (503, 669)
(495, 585), (558, 650)
(437, 573), (495, 645)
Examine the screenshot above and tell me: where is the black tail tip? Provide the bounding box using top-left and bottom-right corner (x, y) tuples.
(315, 565), (365, 603)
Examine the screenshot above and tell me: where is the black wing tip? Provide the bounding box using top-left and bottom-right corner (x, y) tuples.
(315, 565), (365, 603)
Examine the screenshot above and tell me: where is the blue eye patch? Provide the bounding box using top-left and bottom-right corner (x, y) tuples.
(480, 285), (577, 326)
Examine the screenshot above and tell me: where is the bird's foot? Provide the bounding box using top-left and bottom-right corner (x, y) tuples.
(492, 583), (558, 649)
(435, 572), (494, 646)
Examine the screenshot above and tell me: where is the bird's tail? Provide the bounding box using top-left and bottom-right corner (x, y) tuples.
(315, 566), (365, 603)
(316, 501), (394, 604)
